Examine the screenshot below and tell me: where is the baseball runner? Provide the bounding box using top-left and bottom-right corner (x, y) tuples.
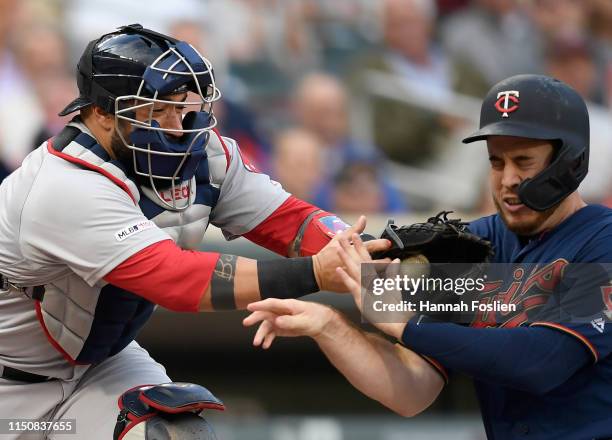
(245, 75), (612, 439)
(0, 24), (389, 440)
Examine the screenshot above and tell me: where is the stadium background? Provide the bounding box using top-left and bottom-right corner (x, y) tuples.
(0, 0), (611, 438)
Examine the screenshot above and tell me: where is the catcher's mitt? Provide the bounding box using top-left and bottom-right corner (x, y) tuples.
(371, 211), (493, 263)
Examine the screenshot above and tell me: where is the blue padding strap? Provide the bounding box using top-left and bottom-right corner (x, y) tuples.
(143, 42), (207, 95)
(129, 111), (210, 180)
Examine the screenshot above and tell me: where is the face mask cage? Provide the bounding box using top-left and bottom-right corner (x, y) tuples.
(113, 42), (221, 210)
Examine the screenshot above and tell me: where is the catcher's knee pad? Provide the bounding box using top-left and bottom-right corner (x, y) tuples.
(113, 382), (225, 440)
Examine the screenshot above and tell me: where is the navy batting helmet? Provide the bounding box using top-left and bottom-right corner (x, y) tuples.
(463, 74), (589, 211)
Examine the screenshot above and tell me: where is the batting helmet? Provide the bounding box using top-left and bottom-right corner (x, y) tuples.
(59, 24), (221, 210)
(462, 74), (589, 211)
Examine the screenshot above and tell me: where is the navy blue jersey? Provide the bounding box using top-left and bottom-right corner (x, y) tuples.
(467, 205), (612, 439)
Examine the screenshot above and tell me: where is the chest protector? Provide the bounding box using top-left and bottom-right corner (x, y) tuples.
(38, 124), (226, 364)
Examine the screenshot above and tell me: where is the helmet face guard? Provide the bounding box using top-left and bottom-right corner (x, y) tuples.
(114, 40), (221, 210)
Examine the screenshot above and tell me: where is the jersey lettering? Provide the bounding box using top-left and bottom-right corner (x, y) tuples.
(159, 185), (191, 202)
(471, 260), (567, 328)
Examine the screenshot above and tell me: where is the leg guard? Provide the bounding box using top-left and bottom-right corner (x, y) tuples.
(113, 382), (225, 440)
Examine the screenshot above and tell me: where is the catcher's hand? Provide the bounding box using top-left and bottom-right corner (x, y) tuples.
(371, 211), (493, 264)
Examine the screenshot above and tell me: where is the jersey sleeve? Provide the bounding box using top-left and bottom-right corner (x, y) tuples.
(19, 165), (171, 287)
(207, 132), (291, 239)
(530, 261), (612, 362)
(104, 240), (219, 312)
(467, 215), (495, 240)
(528, 224), (612, 362)
(401, 317), (591, 394)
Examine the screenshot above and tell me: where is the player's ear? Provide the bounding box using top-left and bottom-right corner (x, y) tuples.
(91, 105), (114, 132)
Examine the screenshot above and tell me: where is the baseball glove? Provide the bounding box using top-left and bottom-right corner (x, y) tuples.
(371, 211), (493, 263)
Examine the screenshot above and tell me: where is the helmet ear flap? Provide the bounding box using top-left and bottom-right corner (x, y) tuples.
(518, 140), (587, 211)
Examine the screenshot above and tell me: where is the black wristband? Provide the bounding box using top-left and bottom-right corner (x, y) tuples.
(258, 257), (319, 299)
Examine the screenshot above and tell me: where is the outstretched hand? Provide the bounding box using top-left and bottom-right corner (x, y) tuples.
(243, 298), (337, 349)
(244, 226), (406, 350)
(335, 233), (413, 340)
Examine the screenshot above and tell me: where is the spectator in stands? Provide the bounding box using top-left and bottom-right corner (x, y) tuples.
(546, 35), (603, 105)
(348, 0), (485, 166)
(588, 0), (612, 70)
(441, 0), (542, 86)
(271, 128), (324, 203)
(330, 162), (388, 214)
(526, 0), (589, 42)
(321, 158), (406, 214)
(13, 24), (76, 146)
(0, 0), (43, 170)
(585, 0), (612, 108)
(289, 0), (380, 75)
(293, 72), (374, 176)
(291, 72), (406, 212)
(205, 0), (318, 102)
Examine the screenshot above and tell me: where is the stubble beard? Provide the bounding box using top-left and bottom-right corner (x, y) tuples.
(492, 194), (558, 237)
(110, 128), (135, 167)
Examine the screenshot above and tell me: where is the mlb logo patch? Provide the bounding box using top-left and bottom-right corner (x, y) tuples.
(115, 220), (156, 242)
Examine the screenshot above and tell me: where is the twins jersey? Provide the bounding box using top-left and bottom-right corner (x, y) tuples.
(0, 119), (290, 380)
(468, 205), (612, 439)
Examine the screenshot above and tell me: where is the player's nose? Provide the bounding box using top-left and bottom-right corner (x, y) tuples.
(500, 163), (522, 189)
(162, 111), (183, 138)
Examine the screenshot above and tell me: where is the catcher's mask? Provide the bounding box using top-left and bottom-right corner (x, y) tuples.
(463, 74), (589, 212)
(59, 24), (221, 210)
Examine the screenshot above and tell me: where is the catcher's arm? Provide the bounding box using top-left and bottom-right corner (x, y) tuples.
(242, 196), (348, 257)
(104, 218), (390, 312)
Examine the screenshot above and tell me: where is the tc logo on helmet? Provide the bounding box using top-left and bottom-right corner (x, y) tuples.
(495, 91), (520, 118)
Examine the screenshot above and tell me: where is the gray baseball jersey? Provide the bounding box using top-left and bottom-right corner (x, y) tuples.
(0, 119), (290, 438)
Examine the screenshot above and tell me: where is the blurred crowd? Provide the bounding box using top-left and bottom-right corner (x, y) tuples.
(1, 0), (612, 215)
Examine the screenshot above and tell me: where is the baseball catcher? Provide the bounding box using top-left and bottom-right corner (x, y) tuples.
(0, 24), (389, 439)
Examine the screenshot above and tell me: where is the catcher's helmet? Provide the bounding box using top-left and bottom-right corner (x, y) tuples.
(463, 74), (589, 211)
(60, 24), (221, 210)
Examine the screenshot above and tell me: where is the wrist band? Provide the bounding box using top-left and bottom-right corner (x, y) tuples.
(258, 257), (319, 299)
